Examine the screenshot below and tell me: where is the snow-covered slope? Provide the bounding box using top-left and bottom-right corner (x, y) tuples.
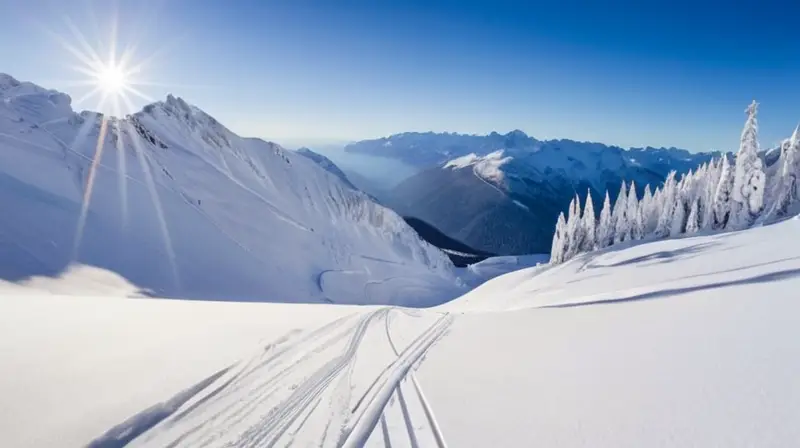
(0, 74), (461, 305)
(294, 147), (357, 190)
(1, 217), (796, 447)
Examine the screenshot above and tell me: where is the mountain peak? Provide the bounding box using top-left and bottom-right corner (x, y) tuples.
(0, 73), (21, 88)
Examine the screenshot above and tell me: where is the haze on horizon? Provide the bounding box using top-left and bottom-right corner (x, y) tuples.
(2, 0), (798, 152)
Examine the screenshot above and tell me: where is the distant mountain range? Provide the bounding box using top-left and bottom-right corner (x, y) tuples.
(344, 131), (719, 254)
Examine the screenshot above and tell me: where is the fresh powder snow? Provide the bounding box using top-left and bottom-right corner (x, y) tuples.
(1, 218), (797, 447)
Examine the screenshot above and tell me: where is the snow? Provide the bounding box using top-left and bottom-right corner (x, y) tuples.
(1, 218), (798, 447)
(0, 74), (463, 306)
(1, 73), (797, 447)
(426, 219), (800, 446)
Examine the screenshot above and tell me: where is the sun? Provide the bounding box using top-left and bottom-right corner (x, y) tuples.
(95, 63), (128, 94)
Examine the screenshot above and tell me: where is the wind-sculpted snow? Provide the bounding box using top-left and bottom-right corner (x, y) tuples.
(0, 73), (462, 305)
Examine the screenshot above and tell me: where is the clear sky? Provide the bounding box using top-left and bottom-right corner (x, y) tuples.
(2, 0), (799, 152)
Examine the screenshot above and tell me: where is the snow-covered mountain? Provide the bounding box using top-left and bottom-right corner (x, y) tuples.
(294, 147), (357, 190)
(2, 212), (796, 447)
(345, 130), (715, 174)
(384, 134), (717, 254)
(0, 74), (465, 305)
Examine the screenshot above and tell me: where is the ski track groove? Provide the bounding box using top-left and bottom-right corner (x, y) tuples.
(142, 313), (362, 448)
(340, 312), (453, 448)
(185, 315), (364, 447)
(236, 308), (388, 448)
(381, 309), (450, 448)
(396, 381), (420, 448)
(96, 308), (451, 448)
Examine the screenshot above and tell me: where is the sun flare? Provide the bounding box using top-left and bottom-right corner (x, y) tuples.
(95, 63), (128, 94)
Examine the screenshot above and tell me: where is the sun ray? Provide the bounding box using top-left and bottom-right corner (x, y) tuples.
(134, 80), (216, 90)
(112, 114), (129, 228)
(58, 5), (179, 281)
(64, 17), (105, 69)
(122, 114), (181, 291)
(70, 65), (105, 80)
(120, 96), (181, 291)
(124, 33), (189, 76)
(71, 116), (109, 261)
(107, 11), (118, 66)
(73, 85), (104, 107)
(122, 84), (154, 103)
(50, 32), (104, 74)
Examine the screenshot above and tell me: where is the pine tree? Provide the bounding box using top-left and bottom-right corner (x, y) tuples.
(581, 190), (597, 251)
(767, 126), (800, 219)
(596, 190), (613, 248)
(564, 196), (584, 260)
(550, 212), (567, 264)
(644, 185), (661, 235)
(701, 158), (722, 230)
(713, 154), (735, 229)
(655, 171), (677, 237)
(613, 181), (629, 244)
(626, 181), (640, 240)
(670, 176), (688, 237)
(763, 138), (792, 213)
(639, 185), (652, 235)
(730, 100), (766, 228)
(685, 198), (700, 234)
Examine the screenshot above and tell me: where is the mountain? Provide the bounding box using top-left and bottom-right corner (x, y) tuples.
(376, 132), (717, 254)
(344, 130), (715, 172)
(402, 217), (496, 267)
(3, 212), (797, 447)
(0, 73), (463, 305)
(294, 147), (356, 189)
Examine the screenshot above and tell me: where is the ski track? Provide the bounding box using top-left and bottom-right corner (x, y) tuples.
(99, 307), (452, 448)
(341, 312), (453, 448)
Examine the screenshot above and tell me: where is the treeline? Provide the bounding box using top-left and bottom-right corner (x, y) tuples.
(551, 101), (799, 264)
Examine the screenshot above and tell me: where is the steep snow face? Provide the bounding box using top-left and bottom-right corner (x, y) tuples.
(294, 147), (356, 189)
(0, 74), (460, 305)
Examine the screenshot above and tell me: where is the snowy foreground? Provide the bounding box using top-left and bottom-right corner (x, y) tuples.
(2, 220), (799, 447)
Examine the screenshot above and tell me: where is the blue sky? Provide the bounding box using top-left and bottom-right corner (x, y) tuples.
(2, 0), (799, 151)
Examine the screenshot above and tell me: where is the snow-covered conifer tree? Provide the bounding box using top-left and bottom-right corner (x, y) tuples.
(644, 185), (661, 235)
(613, 181), (629, 244)
(701, 158), (722, 230)
(655, 171), (677, 237)
(767, 126), (800, 219)
(685, 198), (700, 234)
(596, 191), (613, 248)
(550, 212), (567, 264)
(730, 100), (766, 228)
(670, 176), (688, 237)
(626, 181), (641, 240)
(581, 190), (596, 251)
(713, 154), (735, 229)
(565, 196), (583, 260)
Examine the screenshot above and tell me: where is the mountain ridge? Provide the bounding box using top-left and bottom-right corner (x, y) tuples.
(0, 73), (467, 305)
